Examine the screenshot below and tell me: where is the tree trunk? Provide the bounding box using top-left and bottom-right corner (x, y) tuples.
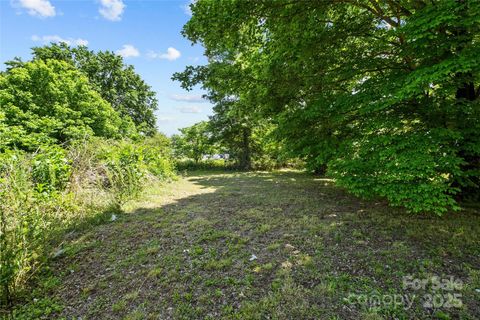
(455, 77), (479, 200)
(239, 128), (251, 170)
(453, 4), (479, 199)
(455, 81), (475, 101)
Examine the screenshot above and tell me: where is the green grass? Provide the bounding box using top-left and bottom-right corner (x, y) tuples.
(7, 170), (480, 319)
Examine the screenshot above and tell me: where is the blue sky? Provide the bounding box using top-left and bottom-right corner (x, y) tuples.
(0, 0), (212, 136)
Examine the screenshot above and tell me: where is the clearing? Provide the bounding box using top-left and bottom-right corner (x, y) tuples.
(14, 171), (480, 319)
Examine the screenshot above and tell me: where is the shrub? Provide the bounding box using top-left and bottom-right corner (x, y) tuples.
(31, 145), (72, 193)
(0, 150), (73, 305)
(0, 138), (176, 305)
(141, 134), (176, 180)
(94, 139), (176, 208)
(328, 127), (463, 215)
(251, 154), (283, 171)
(176, 159), (235, 172)
(100, 142), (147, 210)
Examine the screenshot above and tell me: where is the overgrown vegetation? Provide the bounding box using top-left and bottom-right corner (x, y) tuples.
(174, 0), (480, 214)
(0, 138), (175, 308)
(0, 44), (175, 308)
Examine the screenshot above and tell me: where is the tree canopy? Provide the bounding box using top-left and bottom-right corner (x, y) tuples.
(172, 121), (215, 163)
(0, 59), (133, 151)
(174, 0), (480, 214)
(26, 43), (158, 136)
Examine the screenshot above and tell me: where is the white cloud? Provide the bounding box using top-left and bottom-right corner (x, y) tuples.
(116, 44), (140, 58)
(76, 39), (89, 46)
(98, 0), (125, 21)
(157, 116), (175, 123)
(147, 47), (181, 61)
(13, 0), (56, 18)
(170, 94), (205, 103)
(31, 35), (89, 46)
(178, 105), (202, 114)
(182, 0), (195, 16)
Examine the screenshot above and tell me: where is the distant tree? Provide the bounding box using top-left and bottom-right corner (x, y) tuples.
(28, 43), (158, 136)
(207, 100), (253, 169)
(172, 121), (215, 163)
(174, 64), (286, 170)
(0, 59), (132, 150)
(143, 132), (172, 157)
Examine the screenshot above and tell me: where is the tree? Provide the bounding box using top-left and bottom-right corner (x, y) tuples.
(208, 100), (254, 170)
(27, 43), (158, 136)
(173, 44), (270, 170)
(175, 0), (480, 214)
(172, 121), (215, 163)
(0, 59), (132, 150)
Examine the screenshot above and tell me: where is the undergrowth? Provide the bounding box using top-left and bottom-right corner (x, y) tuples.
(0, 137), (175, 309)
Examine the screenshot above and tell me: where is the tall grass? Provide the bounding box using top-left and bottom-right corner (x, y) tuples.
(0, 139), (175, 306)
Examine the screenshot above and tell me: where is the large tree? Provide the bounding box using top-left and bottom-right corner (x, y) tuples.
(174, 62), (282, 170)
(176, 0), (480, 214)
(22, 43), (158, 136)
(0, 59), (131, 150)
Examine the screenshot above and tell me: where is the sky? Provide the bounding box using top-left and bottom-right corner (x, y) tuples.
(0, 0), (212, 136)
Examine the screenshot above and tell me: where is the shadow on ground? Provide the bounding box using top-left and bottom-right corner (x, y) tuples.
(15, 171), (480, 319)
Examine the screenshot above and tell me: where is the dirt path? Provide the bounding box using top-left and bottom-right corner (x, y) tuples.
(20, 171), (480, 319)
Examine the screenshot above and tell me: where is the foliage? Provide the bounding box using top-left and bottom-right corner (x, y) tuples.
(0, 138), (175, 306)
(28, 43), (158, 136)
(172, 121), (216, 163)
(207, 100), (256, 170)
(0, 149), (74, 305)
(328, 127), (464, 214)
(31, 145), (72, 193)
(249, 121), (288, 170)
(176, 159), (234, 172)
(100, 142), (147, 210)
(95, 138), (176, 209)
(142, 133), (176, 179)
(175, 0), (480, 214)
(0, 59), (131, 151)
(172, 118), (289, 170)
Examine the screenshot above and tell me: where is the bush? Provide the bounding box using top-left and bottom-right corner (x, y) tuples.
(141, 134), (176, 180)
(31, 145), (72, 193)
(175, 157), (296, 172)
(95, 139), (175, 209)
(251, 154), (284, 171)
(0, 138), (175, 305)
(328, 128), (463, 215)
(99, 142), (146, 210)
(0, 150), (74, 305)
(175, 159), (235, 172)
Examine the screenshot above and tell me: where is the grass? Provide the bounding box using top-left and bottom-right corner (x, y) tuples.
(7, 170), (480, 319)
